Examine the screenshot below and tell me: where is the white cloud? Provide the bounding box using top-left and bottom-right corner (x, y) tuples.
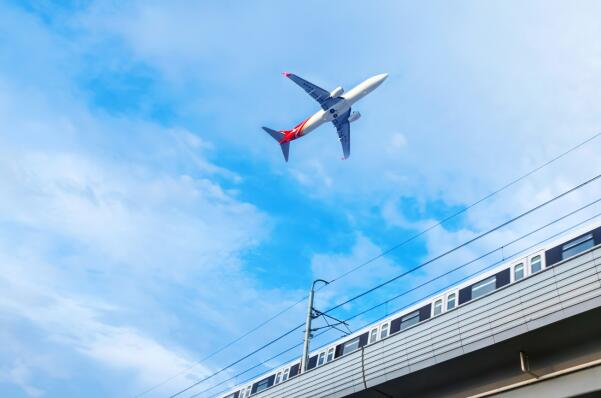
(289, 159), (333, 190)
(386, 133), (407, 154)
(0, 99), (307, 396)
(309, 235), (403, 324)
(92, 0), (601, 215)
(0, 360), (44, 398)
(0, 28), (293, 396)
(0, 147), (263, 276)
(0, 247), (210, 395)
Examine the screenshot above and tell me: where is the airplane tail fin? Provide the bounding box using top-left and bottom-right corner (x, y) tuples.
(280, 141), (290, 162)
(262, 127), (290, 162)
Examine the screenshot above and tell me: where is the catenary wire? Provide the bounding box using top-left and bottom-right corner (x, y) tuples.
(188, 329), (333, 398)
(174, 173), (600, 397)
(339, 198), (601, 324)
(169, 323), (305, 398)
(327, 130), (601, 284)
(321, 172), (601, 316)
(171, 175), (599, 398)
(134, 297), (308, 398)
(227, 201), (600, 394)
(341, 210), (601, 347)
(204, 211), (601, 398)
(136, 131), (600, 398)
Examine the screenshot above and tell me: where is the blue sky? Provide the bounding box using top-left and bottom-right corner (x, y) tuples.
(2, 1), (601, 397)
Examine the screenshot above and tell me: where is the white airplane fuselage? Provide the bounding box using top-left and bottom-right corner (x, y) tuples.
(284, 73), (388, 140)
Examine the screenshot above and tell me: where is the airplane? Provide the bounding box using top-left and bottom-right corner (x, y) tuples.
(262, 72), (388, 161)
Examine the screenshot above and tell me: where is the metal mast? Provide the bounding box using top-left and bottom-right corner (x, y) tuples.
(300, 279), (328, 373)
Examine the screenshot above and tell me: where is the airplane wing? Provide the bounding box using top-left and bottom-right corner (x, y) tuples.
(332, 110), (351, 159)
(283, 72), (338, 110)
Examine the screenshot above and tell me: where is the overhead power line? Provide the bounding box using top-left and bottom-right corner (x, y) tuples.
(134, 297), (308, 398)
(188, 329), (333, 398)
(170, 323), (305, 398)
(321, 172), (601, 316)
(327, 130), (601, 284)
(136, 131), (600, 398)
(341, 198), (601, 324)
(170, 173), (600, 398)
(203, 209), (601, 398)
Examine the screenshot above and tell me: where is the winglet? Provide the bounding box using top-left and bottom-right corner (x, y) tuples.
(282, 72), (291, 77)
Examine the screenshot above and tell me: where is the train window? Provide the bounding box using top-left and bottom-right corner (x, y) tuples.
(246, 386), (252, 397)
(447, 293), (456, 310)
(471, 275), (496, 299)
(282, 368), (289, 381)
(274, 372), (282, 385)
(562, 233), (594, 259)
(240, 387), (248, 398)
(255, 378), (270, 393)
(530, 255), (542, 274)
(326, 347), (334, 362)
(369, 328), (378, 344)
(343, 337), (360, 354)
(224, 394), (237, 398)
(433, 299), (443, 316)
(400, 310), (420, 330)
(380, 323), (389, 339)
(514, 263), (524, 281)
(317, 352), (325, 366)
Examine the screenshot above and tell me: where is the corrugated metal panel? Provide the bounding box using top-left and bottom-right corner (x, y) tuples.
(251, 246), (601, 398)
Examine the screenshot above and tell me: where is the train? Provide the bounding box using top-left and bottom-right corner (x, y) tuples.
(221, 220), (601, 398)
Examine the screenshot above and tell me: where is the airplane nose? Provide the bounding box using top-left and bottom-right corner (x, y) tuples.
(370, 73), (388, 87)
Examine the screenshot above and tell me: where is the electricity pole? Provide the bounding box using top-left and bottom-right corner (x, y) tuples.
(300, 279), (329, 373)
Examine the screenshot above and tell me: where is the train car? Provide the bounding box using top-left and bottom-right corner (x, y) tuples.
(220, 220), (601, 398)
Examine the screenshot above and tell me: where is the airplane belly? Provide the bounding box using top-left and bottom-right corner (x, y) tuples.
(297, 100), (349, 137)
(343, 74), (387, 105)
(324, 99), (351, 122)
(299, 112), (326, 136)
(342, 85), (369, 105)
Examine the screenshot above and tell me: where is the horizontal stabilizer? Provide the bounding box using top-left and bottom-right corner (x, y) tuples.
(262, 127), (290, 162)
(262, 126), (283, 142)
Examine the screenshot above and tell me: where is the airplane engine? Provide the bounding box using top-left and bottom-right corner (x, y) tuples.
(348, 111), (361, 123)
(330, 86), (344, 97)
